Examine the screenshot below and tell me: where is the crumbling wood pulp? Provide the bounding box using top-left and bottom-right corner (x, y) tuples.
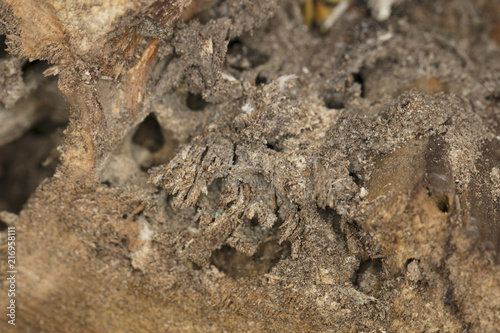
(0, 0), (499, 332)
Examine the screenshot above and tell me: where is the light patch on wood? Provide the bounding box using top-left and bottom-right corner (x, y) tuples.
(124, 38), (159, 114)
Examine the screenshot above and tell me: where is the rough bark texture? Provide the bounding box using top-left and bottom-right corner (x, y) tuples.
(0, 0), (499, 332)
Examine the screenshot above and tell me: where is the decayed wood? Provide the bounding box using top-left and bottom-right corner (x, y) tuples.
(0, 0), (499, 332)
